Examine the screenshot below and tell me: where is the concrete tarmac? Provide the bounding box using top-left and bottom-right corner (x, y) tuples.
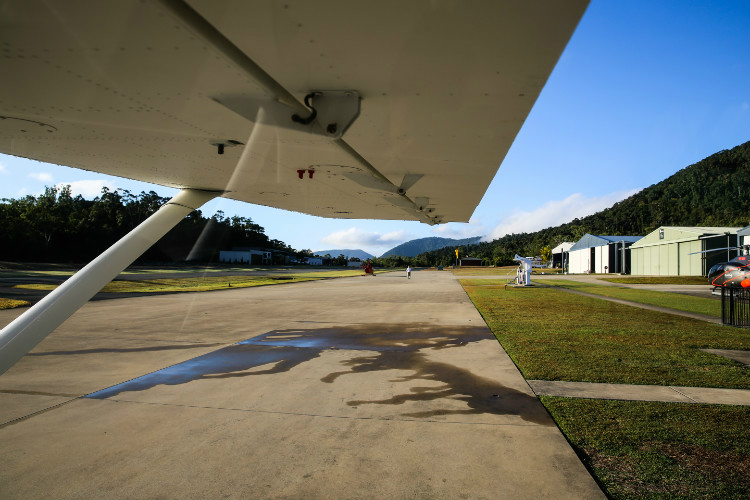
(0, 270), (605, 500)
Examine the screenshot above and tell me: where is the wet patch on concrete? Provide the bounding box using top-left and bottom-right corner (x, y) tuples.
(85, 324), (544, 422)
(85, 343), (321, 399)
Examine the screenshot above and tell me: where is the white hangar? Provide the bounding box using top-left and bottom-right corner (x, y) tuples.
(568, 234), (643, 274)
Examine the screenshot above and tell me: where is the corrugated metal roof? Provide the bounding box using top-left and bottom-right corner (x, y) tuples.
(551, 242), (574, 253)
(569, 234), (642, 252)
(658, 226), (742, 235)
(630, 226), (743, 248)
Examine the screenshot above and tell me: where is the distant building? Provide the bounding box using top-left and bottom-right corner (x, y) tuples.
(460, 257), (483, 266)
(219, 247), (292, 265)
(629, 226), (742, 276)
(739, 226), (750, 250)
(551, 242), (574, 269)
(305, 257), (323, 266)
(568, 234), (642, 274)
(219, 249), (269, 265)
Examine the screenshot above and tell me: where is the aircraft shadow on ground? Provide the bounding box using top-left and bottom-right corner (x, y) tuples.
(86, 324), (550, 424)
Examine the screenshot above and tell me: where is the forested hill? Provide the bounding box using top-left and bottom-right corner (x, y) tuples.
(381, 236), (482, 257)
(314, 249), (374, 260)
(589, 141), (749, 231)
(419, 141), (750, 267)
(0, 187), (296, 263)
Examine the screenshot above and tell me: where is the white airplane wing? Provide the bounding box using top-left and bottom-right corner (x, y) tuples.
(0, 1), (589, 374)
(0, 0), (587, 224)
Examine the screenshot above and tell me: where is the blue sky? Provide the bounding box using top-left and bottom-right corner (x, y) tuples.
(1, 0), (748, 257)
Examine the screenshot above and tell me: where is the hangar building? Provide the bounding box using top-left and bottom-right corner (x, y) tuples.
(739, 226), (750, 249)
(568, 234), (642, 274)
(551, 242), (574, 270)
(629, 226), (741, 276)
(219, 249), (271, 265)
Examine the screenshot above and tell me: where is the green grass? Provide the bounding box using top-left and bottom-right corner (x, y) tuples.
(451, 267), (563, 277)
(460, 281), (749, 388)
(0, 264), (368, 278)
(0, 298), (30, 309)
(542, 397), (750, 500)
(461, 281), (750, 499)
(0, 269), (77, 277)
(14, 269), (377, 294)
(536, 278), (721, 317)
(600, 276), (709, 285)
(450, 266), (516, 276)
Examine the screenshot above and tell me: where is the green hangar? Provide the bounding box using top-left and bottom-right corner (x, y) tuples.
(629, 226), (742, 276)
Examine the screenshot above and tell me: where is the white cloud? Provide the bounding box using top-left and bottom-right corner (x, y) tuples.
(0, 162), (7, 174)
(431, 219), (486, 239)
(56, 179), (117, 198)
(378, 230), (410, 244)
(484, 189), (641, 241)
(319, 227), (410, 249)
(28, 172), (54, 182)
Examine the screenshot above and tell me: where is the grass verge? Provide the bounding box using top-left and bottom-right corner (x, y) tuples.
(450, 266), (516, 276)
(0, 298), (30, 309)
(14, 269), (378, 294)
(542, 397), (750, 500)
(0, 265), (364, 278)
(460, 281), (749, 388)
(601, 276), (709, 285)
(536, 278), (720, 317)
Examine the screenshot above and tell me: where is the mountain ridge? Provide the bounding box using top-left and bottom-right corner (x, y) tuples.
(313, 249), (375, 260)
(381, 236), (482, 258)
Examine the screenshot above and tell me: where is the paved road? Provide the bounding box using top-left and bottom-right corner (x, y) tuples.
(0, 270), (604, 500)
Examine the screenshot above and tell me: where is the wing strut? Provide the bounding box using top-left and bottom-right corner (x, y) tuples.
(0, 188), (218, 376)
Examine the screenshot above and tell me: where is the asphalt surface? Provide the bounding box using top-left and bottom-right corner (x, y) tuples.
(0, 270), (606, 500)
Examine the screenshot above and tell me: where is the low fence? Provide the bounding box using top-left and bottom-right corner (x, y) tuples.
(721, 287), (750, 328)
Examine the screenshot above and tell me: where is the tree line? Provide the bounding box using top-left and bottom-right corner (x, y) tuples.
(0, 186), (296, 263)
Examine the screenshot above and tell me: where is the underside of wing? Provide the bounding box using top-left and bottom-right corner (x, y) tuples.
(0, 0), (587, 223)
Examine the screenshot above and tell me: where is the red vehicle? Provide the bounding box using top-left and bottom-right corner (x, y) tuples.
(362, 260), (375, 276)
